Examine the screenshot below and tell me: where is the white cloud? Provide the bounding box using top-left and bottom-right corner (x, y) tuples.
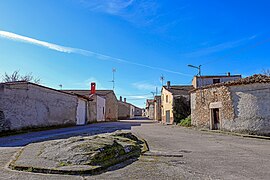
(80, 0), (159, 26)
(132, 81), (156, 91)
(183, 35), (258, 58)
(81, 0), (134, 15)
(0, 30), (192, 76)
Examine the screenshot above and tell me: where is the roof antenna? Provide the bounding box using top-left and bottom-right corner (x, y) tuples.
(160, 74), (165, 86)
(109, 68), (116, 91)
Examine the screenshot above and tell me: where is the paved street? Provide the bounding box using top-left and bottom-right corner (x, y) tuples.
(0, 118), (269, 179)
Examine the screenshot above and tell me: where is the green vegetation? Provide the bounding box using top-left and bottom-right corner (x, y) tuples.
(178, 117), (192, 127)
(173, 96), (191, 124)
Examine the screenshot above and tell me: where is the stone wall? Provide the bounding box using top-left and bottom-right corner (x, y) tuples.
(118, 101), (130, 120)
(191, 86), (234, 128)
(154, 96), (161, 121)
(0, 83), (78, 132)
(191, 83), (270, 136)
(103, 92), (118, 121)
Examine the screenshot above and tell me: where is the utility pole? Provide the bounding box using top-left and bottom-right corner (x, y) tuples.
(110, 68), (116, 91)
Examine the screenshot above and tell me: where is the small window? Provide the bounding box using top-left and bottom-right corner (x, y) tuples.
(213, 79), (220, 84)
(166, 95), (168, 103)
(103, 107), (105, 114)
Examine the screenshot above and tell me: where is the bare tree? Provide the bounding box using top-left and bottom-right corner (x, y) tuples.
(1, 70), (41, 84)
(262, 69), (270, 76)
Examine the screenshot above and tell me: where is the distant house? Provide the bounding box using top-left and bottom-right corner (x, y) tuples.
(0, 81), (89, 132)
(118, 97), (135, 119)
(87, 94), (106, 122)
(154, 96), (161, 121)
(161, 81), (193, 124)
(190, 74), (270, 136)
(145, 99), (154, 119)
(63, 83), (118, 121)
(192, 73), (241, 88)
(134, 106), (143, 116)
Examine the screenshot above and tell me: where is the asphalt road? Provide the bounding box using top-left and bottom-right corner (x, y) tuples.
(0, 118), (269, 179)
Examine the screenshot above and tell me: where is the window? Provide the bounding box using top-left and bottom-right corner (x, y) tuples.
(103, 107), (105, 114)
(166, 95), (168, 103)
(213, 79), (220, 84)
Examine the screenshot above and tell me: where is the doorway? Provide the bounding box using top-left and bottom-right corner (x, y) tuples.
(166, 110), (170, 124)
(76, 99), (86, 125)
(211, 108), (220, 130)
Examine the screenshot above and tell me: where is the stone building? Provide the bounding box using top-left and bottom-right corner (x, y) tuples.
(134, 106), (143, 116)
(118, 97), (135, 119)
(161, 81), (193, 124)
(145, 99), (154, 119)
(0, 81), (89, 132)
(190, 74), (270, 136)
(63, 84), (118, 121)
(87, 94), (106, 122)
(154, 96), (161, 121)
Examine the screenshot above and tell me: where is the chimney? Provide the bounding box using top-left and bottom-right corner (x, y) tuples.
(120, 96), (122, 102)
(91, 82), (96, 94)
(167, 81), (171, 89)
(227, 72), (231, 77)
(124, 98), (126, 103)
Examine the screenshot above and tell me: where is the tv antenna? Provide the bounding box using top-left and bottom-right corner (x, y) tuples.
(109, 68), (116, 91)
(160, 74), (165, 85)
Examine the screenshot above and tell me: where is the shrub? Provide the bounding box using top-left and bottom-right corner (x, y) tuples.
(178, 117), (191, 127)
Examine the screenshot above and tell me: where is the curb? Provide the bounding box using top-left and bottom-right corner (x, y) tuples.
(200, 129), (270, 140)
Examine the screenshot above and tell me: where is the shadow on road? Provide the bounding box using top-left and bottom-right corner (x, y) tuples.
(0, 117), (155, 147)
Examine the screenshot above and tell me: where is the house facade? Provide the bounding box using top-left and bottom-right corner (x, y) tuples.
(0, 81), (89, 132)
(87, 94), (106, 122)
(96, 90), (118, 121)
(161, 81), (193, 124)
(145, 99), (154, 119)
(63, 83), (118, 121)
(192, 73), (241, 88)
(134, 106), (143, 116)
(154, 96), (161, 121)
(118, 97), (132, 119)
(191, 74), (270, 136)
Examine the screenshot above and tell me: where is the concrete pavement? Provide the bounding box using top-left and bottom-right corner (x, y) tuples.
(0, 119), (269, 179)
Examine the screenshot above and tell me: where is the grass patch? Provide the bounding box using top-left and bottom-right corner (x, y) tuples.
(178, 117), (191, 127)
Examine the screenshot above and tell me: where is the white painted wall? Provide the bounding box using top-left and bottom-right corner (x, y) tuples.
(225, 83), (270, 135)
(193, 76), (241, 88)
(76, 98), (87, 125)
(97, 95), (106, 122)
(0, 83), (78, 132)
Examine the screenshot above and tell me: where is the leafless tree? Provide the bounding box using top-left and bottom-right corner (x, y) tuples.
(262, 69), (270, 76)
(1, 70), (41, 84)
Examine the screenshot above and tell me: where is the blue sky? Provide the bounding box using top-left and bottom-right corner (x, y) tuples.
(0, 0), (270, 107)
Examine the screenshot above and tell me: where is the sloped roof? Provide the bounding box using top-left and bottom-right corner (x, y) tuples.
(0, 81), (90, 100)
(163, 85), (193, 96)
(191, 74), (270, 92)
(62, 90), (114, 98)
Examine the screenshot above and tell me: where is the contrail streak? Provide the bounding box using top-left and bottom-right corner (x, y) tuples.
(0, 30), (192, 76)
